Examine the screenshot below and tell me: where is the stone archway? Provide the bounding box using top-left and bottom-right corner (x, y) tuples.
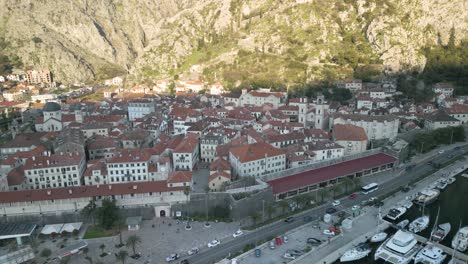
(154, 204), (171, 218)
(160, 210), (166, 217)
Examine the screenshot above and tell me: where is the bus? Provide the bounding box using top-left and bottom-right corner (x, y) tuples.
(361, 183), (379, 194)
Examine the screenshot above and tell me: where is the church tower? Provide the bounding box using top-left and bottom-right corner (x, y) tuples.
(314, 95), (325, 129)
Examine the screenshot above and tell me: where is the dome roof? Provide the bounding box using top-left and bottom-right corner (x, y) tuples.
(43, 102), (61, 112)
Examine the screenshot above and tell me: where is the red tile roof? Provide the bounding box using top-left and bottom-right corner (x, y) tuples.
(7, 167), (25, 186)
(446, 104), (468, 114)
(24, 153), (83, 170)
(0, 181), (184, 204)
(168, 171), (192, 184)
(174, 135), (198, 153)
(210, 158), (230, 171)
(268, 153), (396, 194)
(107, 149), (151, 163)
(209, 171), (231, 182)
(230, 142), (285, 163)
(332, 124), (368, 141)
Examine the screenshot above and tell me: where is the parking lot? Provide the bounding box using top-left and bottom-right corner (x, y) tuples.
(237, 204), (364, 264)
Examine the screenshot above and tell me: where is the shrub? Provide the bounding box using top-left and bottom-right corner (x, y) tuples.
(41, 248), (52, 258)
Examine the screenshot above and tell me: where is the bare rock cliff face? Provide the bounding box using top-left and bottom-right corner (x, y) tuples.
(0, 0), (465, 83)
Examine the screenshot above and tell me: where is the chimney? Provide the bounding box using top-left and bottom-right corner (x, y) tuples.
(133, 185), (137, 190)
(108, 185), (112, 190)
(47, 190), (51, 196)
(46, 160), (49, 165)
(32, 156), (36, 161)
(68, 189), (73, 194)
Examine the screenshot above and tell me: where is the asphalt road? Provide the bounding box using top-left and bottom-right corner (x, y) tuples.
(187, 144), (468, 264)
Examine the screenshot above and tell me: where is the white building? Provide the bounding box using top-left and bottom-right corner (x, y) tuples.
(306, 140), (344, 161)
(31, 94), (57, 103)
(432, 82), (454, 97)
(128, 100), (155, 121)
(369, 89), (387, 99)
(240, 89), (287, 109)
(356, 96), (373, 110)
(106, 150), (152, 183)
(339, 79), (362, 92)
(330, 113), (400, 141)
(172, 135), (199, 171)
(424, 110), (461, 130)
(23, 153), (86, 189)
(229, 142), (286, 178)
(289, 97), (308, 125)
(200, 134), (225, 162)
(446, 104), (468, 124)
(2, 91), (23, 102)
(332, 124), (368, 155)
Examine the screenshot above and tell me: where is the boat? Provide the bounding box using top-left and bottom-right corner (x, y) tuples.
(413, 189), (440, 205)
(452, 226), (468, 251)
(431, 223), (451, 242)
(446, 177), (456, 184)
(374, 230), (421, 264)
(449, 256), (468, 264)
(386, 207), (407, 221)
(435, 180), (448, 190)
(370, 232), (388, 243)
(409, 216), (430, 233)
(397, 219), (410, 230)
(399, 200), (413, 209)
(340, 242), (372, 262)
(414, 244), (447, 264)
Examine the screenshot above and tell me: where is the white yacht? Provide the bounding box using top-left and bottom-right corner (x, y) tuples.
(431, 223), (451, 242)
(386, 207), (407, 221)
(452, 226), (468, 252)
(370, 232), (388, 243)
(414, 189), (440, 205)
(409, 216), (430, 233)
(414, 244), (447, 264)
(435, 179), (448, 190)
(340, 243), (371, 262)
(374, 230), (421, 264)
(446, 177), (456, 184)
(399, 200), (413, 209)
(397, 219), (410, 230)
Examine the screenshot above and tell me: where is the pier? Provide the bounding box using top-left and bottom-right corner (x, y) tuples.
(412, 233), (468, 262)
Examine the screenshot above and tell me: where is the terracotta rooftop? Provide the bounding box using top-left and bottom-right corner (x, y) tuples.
(209, 171), (231, 182)
(7, 167), (25, 186)
(168, 171), (192, 184)
(230, 142), (285, 163)
(0, 181), (184, 204)
(332, 124), (368, 141)
(446, 104), (468, 114)
(174, 135), (199, 153)
(106, 149), (151, 164)
(23, 153), (83, 170)
(210, 157), (230, 171)
(268, 153), (396, 194)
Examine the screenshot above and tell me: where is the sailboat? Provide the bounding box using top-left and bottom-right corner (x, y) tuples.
(430, 207), (451, 242)
(449, 221), (468, 264)
(340, 243), (372, 262)
(414, 207), (447, 264)
(371, 206), (388, 243)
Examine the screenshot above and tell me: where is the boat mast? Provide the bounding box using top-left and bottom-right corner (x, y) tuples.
(429, 206), (440, 243)
(452, 220), (462, 260)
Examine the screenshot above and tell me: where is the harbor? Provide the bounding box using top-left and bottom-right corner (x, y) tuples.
(327, 166), (468, 264)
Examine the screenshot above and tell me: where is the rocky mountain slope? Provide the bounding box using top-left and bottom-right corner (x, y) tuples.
(0, 0), (466, 84)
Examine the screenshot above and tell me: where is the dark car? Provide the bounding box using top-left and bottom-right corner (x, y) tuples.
(303, 215), (313, 222)
(284, 216), (295, 223)
(402, 186), (411, 193)
(448, 154), (454, 158)
(180, 260), (189, 264)
(374, 201), (384, 207)
(337, 211), (346, 217)
(255, 248), (262, 257)
(455, 146), (461, 150)
(307, 237), (322, 245)
(325, 207), (337, 214)
(286, 249), (303, 256)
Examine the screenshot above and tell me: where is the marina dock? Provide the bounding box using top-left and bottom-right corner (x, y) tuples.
(412, 233), (468, 262)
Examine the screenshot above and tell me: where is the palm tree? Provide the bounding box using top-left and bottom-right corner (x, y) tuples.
(99, 244), (106, 255)
(81, 200), (97, 225)
(352, 178), (363, 191)
(250, 212), (261, 226)
(126, 235), (142, 256)
(278, 200), (289, 214)
(343, 177), (354, 193)
(115, 218), (125, 247)
(183, 186), (191, 221)
(115, 250), (128, 264)
(330, 184), (342, 198)
(265, 203), (275, 219)
(317, 188), (329, 203)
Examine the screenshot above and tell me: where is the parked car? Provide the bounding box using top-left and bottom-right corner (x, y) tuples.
(233, 230), (243, 237)
(348, 193), (358, 199)
(337, 211), (346, 217)
(369, 197), (377, 202)
(207, 239), (220, 248)
(286, 249), (303, 256)
(455, 146), (461, 150)
(438, 150), (445, 154)
(284, 216), (295, 223)
(187, 247), (199, 256)
(307, 237), (322, 246)
(374, 201), (384, 207)
(326, 207), (337, 214)
(448, 154), (453, 158)
(283, 253), (296, 260)
(180, 260), (189, 264)
(352, 205), (360, 211)
(283, 235), (289, 243)
(303, 215), (313, 222)
(323, 229), (335, 236)
(332, 200), (341, 206)
(269, 240), (276, 249)
(255, 248), (261, 257)
(166, 253), (180, 262)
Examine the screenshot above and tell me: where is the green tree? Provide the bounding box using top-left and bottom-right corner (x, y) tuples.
(343, 177), (354, 193)
(317, 188), (329, 203)
(278, 200), (289, 214)
(352, 178), (363, 191)
(168, 82), (175, 96)
(126, 235), (142, 256)
(81, 200), (97, 224)
(115, 250), (128, 264)
(330, 184), (342, 198)
(41, 248), (52, 258)
(96, 199), (120, 230)
(250, 212), (261, 226)
(265, 203), (275, 219)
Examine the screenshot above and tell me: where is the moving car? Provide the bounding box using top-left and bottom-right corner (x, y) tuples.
(233, 230), (243, 237)
(349, 193), (358, 199)
(332, 200), (341, 206)
(303, 215), (313, 222)
(438, 150), (445, 154)
(326, 207), (337, 214)
(284, 216), (295, 223)
(307, 237), (322, 246)
(165, 253), (180, 262)
(269, 241), (276, 249)
(207, 239), (220, 248)
(352, 205), (360, 211)
(187, 247), (199, 256)
(283, 235), (289, 243)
